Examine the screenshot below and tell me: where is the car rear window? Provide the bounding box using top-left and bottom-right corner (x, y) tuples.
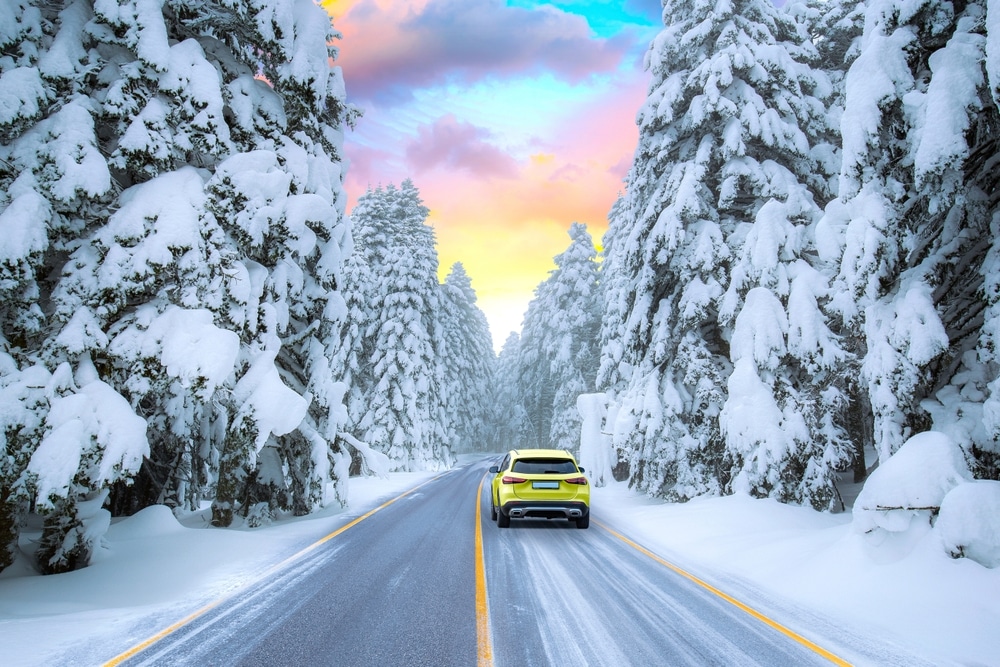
(512, 458), (578, 474)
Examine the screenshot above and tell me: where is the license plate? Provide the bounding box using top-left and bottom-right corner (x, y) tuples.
(532, 481), (560, 489)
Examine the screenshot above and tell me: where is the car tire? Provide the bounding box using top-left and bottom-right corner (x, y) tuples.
(576, 514), (590, 529)
(497, 511), (510, 528)
(490, 501), (497, 521)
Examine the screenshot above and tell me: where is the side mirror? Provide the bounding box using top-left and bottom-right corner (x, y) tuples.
(579, 466), (585, 473)
(488, 466), (499, 474)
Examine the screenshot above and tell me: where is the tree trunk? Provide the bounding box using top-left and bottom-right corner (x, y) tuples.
(847, 390), (874, 483)
(0, 487), (22, 574)
(212, 428), (252, 527)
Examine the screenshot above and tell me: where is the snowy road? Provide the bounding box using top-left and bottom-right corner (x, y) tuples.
(110, 467), (480, 667)
(103, 458), (917, 666)
(482, 483), (844, 666)
(484, 516), (833, 666)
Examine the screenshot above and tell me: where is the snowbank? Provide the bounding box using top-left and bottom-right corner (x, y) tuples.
(848, 431), (1000, 571)
(577, 392), (612, 486)
(595, 480), (1000, 665)
(853, 431), (972, 538)
(937, 480), (1000, 568)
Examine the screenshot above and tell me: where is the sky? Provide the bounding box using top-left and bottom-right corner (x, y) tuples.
(319, 0), (664, 349)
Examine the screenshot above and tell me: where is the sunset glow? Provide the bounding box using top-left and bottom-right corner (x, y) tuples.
(321, 0), (661, 348)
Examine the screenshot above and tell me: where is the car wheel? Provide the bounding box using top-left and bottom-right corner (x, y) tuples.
(576, 514), (590, 529)
(490, 501), (497, 521)
(497, 511), (510, 528)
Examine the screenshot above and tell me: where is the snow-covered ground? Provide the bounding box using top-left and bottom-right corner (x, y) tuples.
(600, 482), (1000, 666)
(1, 459), (997, 666)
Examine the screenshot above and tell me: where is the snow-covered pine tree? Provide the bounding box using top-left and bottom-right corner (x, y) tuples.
(196, 0), (358, 526)
(783, 0), (867, 485)
(602, 0), (839, 502)
(515, 287), (557, 448)
(711, 0), (854, 510)
(340, 181), (452, 471)
(817, 0), (998, 473)
(971, 0), (1000, 479)
(0, 0), (356, 566)
(0, 0), (155, 571)
(0, 358), (59, 572)
(439, 263), (496, 453)
(800, 0), (866, 78)
(596, 195), (627, 392)
(515, 223), (600, 451)
(327, 197), (378, 476)
(547, 223), (601, 451)
(491, 332), (534, 449)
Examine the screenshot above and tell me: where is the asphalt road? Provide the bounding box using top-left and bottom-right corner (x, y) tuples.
(117, 466), (480, 667)
(109, 457), (928, 667)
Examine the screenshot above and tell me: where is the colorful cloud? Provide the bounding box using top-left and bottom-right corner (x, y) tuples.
(329, 0), (642, 104)
(323, 0), (660, 347)
(405, 115), (519, 179)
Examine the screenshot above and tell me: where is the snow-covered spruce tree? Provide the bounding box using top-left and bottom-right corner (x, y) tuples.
(0, 0), (357, 564)
(799, 0), (866, 78)
(28, 360), (149, 574)
(981, 207), (1000, 479)
(548, 223), (601, 450)
(817, 0), (998, 472)
(54, 171), (239, 522)
(515, 289), (557, 448)
(193, 0), (358, 526)
(711, 3), (855, 509)
(0, 357), (58, 572)
(205, 145), (354, 525)
(787, 0), (871, 484)
(0, 0), (155, 571)
(926, 1), (999, 480)
(339, 181), (452, 471)
(601, 0), (837, 502)
(327, 198), (378, 475)
(439, 263), (496, 453)
(491, 332), (534, 449)
(594, 195), (634, 470)
(515, 223), (600, 451)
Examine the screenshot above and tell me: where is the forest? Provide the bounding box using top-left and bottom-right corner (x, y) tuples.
(1, 0), (998, 575)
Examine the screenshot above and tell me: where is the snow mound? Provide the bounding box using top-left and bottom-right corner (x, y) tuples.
(937, 481), (1000, 568)
(577, 393), (611, 486)
(108, 505), (185, 541)
(853, 431), (972, 537)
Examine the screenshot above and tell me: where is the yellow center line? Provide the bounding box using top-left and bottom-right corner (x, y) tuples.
(104, 474), (445, 667)
(596, 520), (852, 667)
(474, 475), (494, 667)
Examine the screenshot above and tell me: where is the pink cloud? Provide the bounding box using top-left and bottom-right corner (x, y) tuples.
(609, 153), (633, 180)
(549, 162), (586, 183)
(334, 0), (637, 104)
(342, 142), (405, 197)
(405, 115), (519, 179)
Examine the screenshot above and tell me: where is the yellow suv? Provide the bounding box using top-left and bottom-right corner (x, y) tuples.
(489, 449), (590, 529)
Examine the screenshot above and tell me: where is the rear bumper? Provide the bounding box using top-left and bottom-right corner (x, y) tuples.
(500, 501), (589, 520)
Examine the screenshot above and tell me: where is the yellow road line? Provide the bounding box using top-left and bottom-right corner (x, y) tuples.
(596, 520), (852, 667)
(474, 476), (494, 667)
(104, 474), (444, 667)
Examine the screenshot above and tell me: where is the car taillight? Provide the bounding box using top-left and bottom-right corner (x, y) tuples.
(565, 477), (588, 485)
(502, 475), (527, 484)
